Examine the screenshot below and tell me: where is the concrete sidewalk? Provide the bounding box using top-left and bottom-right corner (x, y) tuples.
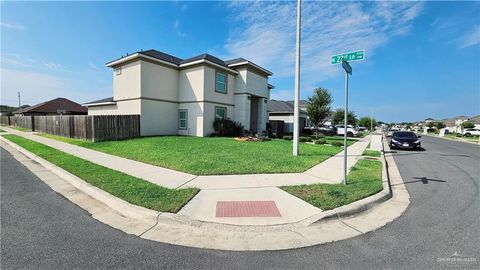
(0, 133), (408, 251)
(2, 126), (371, 190)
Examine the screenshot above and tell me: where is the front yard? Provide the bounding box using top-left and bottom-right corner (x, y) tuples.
(38, 134), (356, 175)
(3, 135), (199, 213)
(282, 159), (383, 210)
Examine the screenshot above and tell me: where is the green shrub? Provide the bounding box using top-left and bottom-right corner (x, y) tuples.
(331, 141), (344, 147)
(314, 139), (326, 145)
(310, 133), (325, 139)
(213, 119), (244, 137)
(283, 135), (293, 140)
(299, 136), (312, 142)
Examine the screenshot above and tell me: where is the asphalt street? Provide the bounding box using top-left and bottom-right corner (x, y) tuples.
(1, 135), (479, 269)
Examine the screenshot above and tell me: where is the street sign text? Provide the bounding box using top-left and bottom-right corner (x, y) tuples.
(331, 50), (365, 65)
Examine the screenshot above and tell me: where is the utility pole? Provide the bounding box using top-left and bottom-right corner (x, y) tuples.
(293, 0), (301, 156)
(18, 91), (21, 107)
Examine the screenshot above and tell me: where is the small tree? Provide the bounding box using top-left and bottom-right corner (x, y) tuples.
(305, 87), (333, 138)
(426, 121), (435, 129)
(358, 116), (377, 131)
(435, 122), (446, 130)
(332, 108), (357, 126)
(462, 121), (474, 129)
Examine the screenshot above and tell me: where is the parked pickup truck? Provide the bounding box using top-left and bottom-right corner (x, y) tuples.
(335, 125), (358, 137)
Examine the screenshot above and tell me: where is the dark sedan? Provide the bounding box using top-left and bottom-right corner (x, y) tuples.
(389, 131), (422, 150)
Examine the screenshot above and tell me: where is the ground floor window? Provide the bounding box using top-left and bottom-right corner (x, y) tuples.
(215, 106), (227, 120)
(179, 109), (188, 129)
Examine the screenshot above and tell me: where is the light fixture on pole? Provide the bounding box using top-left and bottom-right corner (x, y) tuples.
(293, 0), (301, 156)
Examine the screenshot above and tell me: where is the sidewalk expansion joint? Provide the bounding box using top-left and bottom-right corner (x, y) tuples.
(175, 176), (198, 189)
(138, 212), (162, 237)
(338, 219), (364, 234)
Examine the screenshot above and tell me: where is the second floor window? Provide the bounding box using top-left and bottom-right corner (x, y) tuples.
(215, 72), (227, 93)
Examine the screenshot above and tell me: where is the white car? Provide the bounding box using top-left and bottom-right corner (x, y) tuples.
(335, 125), (358, 137)
(462, 128), (480, 137)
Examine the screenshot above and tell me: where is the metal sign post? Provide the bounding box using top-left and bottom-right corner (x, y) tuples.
(342, 60), (351, 185)
(331, 50), (364, 184)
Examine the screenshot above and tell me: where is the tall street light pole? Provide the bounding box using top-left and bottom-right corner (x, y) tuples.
(293, 0), (301, 156)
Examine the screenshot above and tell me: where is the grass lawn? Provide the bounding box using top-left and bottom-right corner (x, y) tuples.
(362, 149), (381, 157)
(0, 129), (5, 133)
(281, 159), (383, 210)
(38, 133), (353, 175)
(11, 126), (31, 132)
(322, 136), (357, 146)
(2, 135), (199, 213)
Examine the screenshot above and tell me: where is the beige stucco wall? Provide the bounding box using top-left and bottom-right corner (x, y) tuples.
(179, 66), (204, 102)
(203, 66), (235, 106)
(87, 99), (141, 115)
(178, 102), (204, 136)
(140, 99), (178, 136)
(141, 60), (179, 101)
(113, 61), (141, 100)
(246, 70), (269, 98)
(234, 68), (247, 93)
(234, 94), (251, 130)
(203, 102), (235, 136)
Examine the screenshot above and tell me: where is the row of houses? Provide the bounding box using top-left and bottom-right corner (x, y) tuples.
(408, 116), (480, 133)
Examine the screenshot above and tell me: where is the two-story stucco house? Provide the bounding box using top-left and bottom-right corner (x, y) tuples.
(85, 49), (273, 137)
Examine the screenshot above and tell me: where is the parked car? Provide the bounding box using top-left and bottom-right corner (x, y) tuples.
(317, 125), (337, 136)
(389, 131), (421, 150)
(462, 128), (480, 137)
(335, 125), (357, 137)
(386, 128), (399, 137)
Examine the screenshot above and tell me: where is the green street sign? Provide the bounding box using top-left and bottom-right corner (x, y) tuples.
(331, 50), (365, 64)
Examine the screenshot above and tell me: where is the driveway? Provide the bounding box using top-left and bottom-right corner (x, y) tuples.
(1, 135), (479, 269)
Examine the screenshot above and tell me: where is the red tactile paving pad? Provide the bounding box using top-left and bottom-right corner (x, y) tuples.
(216, 201), (282, 217)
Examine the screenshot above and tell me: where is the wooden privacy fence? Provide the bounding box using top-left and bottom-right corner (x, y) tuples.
(1, 115), (140, 142)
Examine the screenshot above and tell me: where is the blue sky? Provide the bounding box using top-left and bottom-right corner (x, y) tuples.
(1, 1), (479, 123)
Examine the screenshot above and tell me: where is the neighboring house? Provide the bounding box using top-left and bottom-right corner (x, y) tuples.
(267, 100), (308, 133)
(424, 118), (434, 124)
(468, 115), (480, 129)
(85, 49), (273, 137)
(0, 105), (25, 116)
(13, 98), (87, 116)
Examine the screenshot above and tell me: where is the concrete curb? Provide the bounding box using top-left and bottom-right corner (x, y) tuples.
(0, 136), (160, 224)
(423, 133), (480, 145)
(1, 134), (410, 251)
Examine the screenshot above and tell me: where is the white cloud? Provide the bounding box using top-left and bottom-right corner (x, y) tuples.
(458, 25), (480, 49)
(271, 89), (294, 101)
(224, 1), (424, 93)
(173, 19), (186, 37)
(1, 22), (25, 30)
(1, 54), (64, 71)
(88, 61), (100, 71)
(0, 68), (108, 106)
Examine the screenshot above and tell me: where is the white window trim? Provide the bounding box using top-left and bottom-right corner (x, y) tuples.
(179, 109), (188, 130)
(215, 71), (227, 94)
(215, 106), (227, 120)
